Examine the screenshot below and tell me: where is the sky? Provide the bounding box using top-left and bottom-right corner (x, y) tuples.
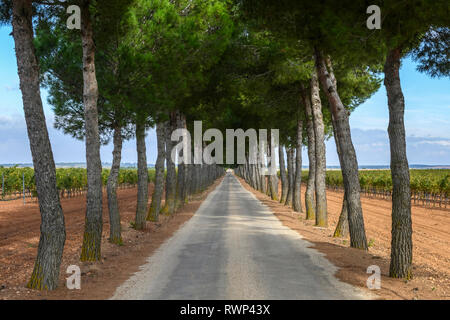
(0, 25), (449, 166)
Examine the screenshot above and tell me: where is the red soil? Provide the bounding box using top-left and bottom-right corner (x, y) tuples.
(0, 179), (222, 300)
(238, 178), (450, 300)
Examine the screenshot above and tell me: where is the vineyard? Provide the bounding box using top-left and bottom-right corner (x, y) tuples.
(0, 167), (156, 201)
(3, 167), (448, 207)
(300, 169), (450, 209)
(1, 0), (448, 299)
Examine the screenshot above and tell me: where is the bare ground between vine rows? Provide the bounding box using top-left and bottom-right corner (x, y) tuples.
(0, 178), (223, 300)
(1, 176), (448, 300)
(238, 177), (450, 300)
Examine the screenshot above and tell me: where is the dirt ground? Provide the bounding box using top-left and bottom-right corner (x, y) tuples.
(238, 177), (450, 300)
(0, 179), (223, 300)
(1, 175), (449, 300)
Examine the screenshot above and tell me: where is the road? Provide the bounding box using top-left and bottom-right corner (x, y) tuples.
(112, 173), (370, 300)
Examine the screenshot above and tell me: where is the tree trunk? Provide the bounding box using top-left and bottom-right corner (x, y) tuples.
(181, 116), (189, 203)
(333, 192), (349, 237)
(147, 122), (166, 222)
(134, 122), (149, 230)
(80, 0), (103, 261)
(293, 119), (303, 212)
(182, 132), (191, 202)
(285, 148), (294, 206)
(176, 163), (186, 207)
(384, 48), (413, 279)
(257, 161), (264, 192)
(327, 58), (350, 239)
(184, 161), (192, 200)
(188, 149), (195, 196)
(258, 147), (266, 194)
(250, 164), (258, 190)
(267, 133), (279, 201)
(175, 113), (187, 208)
(310, 71), (327, 227)
(163, 113), (177, 214)
(315, 52), (367, 249)
(107, 124), (123, 244)
(279, 145), (288, 204)
(303, 88), (316, 220)
(194, 164), (201, 193)
(12, 0), (66, 290)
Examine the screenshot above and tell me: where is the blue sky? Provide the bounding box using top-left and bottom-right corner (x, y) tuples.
(0, 25), (449, 166)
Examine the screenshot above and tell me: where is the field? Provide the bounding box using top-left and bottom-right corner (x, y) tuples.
(3, 167), (449, 208)
(0, 180), (223, 300)
(238, 178), (450, 300)
(1, 175), (449, 300)
(0, 167), (156, 200)
(300, 169), (450, 209)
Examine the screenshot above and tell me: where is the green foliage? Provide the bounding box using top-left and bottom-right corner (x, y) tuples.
(34, 0), (137, 143)
(207, 1), (382, 152)
(301, 169), (450, 195)
(0, 166), (35, 196)
(34, 0), (235, 140)
(0, 0), (12, 25)
(412, 27), (450, 78)
(0, 167), (156, 196)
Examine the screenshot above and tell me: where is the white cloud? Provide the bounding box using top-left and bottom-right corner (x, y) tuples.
(414, 140), (450, 147)
(0, 114), (158, 165)
(0, 116), (448, 166)
(4, 83), (19, 92)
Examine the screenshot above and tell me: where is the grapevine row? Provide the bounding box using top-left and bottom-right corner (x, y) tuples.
(300, 169), (450, 208)
(0, 167), (156, 200)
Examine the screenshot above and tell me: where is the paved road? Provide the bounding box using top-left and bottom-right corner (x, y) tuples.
(112, 173), (370, 300)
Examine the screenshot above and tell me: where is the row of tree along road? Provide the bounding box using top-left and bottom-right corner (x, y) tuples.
(0, 0), (448, 290)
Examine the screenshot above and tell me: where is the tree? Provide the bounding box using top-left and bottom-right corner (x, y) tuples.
(107, 122), (123, 244)
(36, 23), (132, 244)
(239, 0), (386, 247)
(301, 85), (316, 220)
(163, 112), (178, 214)
(134, 120), (149, 230)
(380, 0), (448, 279)
(35, 0), (142, 243)
(147, 121), (167, 222)
(78, 0), (103, 261)
(310, 70), (327, 227)
(278, 145), (288, 203)
(285, 148), (294, 205)
(383, 48), (413, 277)
(8, 0), (66, 290)
(335, 0), (449, 278)
(292, 118), (303, 213)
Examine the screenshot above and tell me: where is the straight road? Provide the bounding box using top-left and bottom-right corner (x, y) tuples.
(112, 173), (370, 300)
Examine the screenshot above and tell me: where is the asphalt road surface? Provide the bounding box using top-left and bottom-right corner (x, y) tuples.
(112, 173), (370, 300)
